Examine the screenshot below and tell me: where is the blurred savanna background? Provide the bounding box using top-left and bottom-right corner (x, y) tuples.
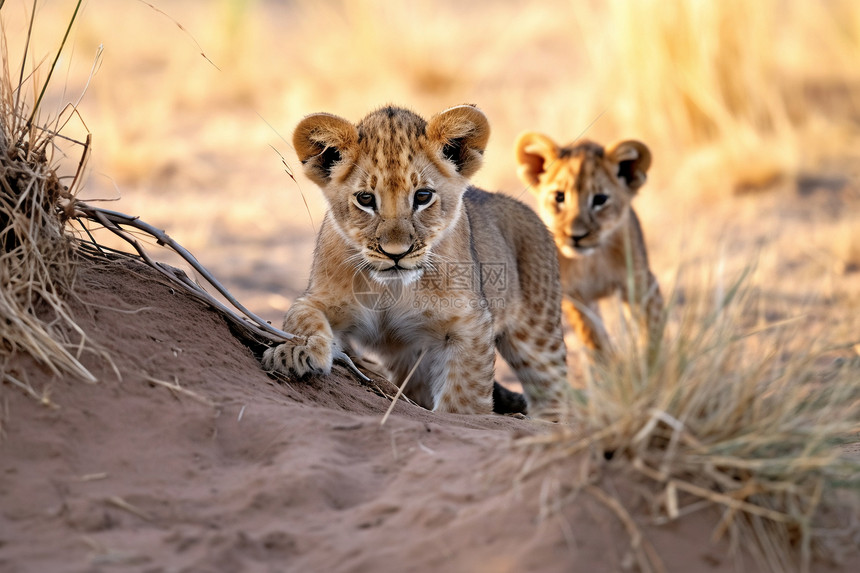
(4, 0), (859, 351)
(4, 3), (860, 568)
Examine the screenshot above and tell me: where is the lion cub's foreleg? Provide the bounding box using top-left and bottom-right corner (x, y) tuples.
(261, 297), (335, 377)
(562, 297), (613, 359)
(432, 314), (497, 415)
(392, 308), (496, 415)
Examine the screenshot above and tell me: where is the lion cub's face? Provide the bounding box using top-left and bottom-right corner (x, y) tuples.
(516, 134), (651, 258)
(293, 106), (489, 284)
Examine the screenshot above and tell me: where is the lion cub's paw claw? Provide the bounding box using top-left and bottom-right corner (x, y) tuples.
(261, 336), (333, 378)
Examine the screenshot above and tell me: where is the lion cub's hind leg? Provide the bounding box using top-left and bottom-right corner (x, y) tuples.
(642, 275), (665, 365)
(496, 285), (572, 421)
(623, 267), (665, 367)
(496, 324), (570, 421)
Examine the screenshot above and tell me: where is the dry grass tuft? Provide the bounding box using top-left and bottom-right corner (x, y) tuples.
(0, 1), (96, 393)
(521, 270), (860, 572)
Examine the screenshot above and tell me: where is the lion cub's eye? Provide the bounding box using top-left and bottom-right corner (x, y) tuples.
(591, 193), (609, 209)
(355, 192), (376, 209)
(413, 188), (435, 209)
(555, 191), (565, 203)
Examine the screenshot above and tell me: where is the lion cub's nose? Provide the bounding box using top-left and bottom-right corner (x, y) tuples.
(378, 242), (414, 262)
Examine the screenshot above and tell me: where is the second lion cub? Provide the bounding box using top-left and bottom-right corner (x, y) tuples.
(515, 133), (663, 363)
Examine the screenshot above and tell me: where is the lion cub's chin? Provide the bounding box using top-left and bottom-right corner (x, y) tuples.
(369, 267), (424, 286)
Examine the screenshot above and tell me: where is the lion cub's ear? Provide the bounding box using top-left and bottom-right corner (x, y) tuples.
(515, 132), (559, 190)
(605, 140), (651, 192)
(427, 105), (490, 179)
(293, 113), (360, 187)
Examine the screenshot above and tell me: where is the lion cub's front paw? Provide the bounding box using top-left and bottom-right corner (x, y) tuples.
(261, 335), (333, 377)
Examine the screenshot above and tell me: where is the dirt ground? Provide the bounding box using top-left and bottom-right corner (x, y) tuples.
(0, 252), (857, 573)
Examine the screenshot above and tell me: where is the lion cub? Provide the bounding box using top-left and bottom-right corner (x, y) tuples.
(262, 106), (572, 419)
(515, 133), (663, 363)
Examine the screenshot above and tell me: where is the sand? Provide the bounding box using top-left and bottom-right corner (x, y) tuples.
(0, 256), (857, 573)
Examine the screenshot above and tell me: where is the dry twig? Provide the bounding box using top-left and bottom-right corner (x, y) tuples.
(71, 203), (369, 383)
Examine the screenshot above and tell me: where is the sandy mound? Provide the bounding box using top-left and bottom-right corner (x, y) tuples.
(0, 256), (857, 573)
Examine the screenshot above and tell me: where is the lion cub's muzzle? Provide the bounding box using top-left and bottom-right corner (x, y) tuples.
(367, 240), (426, 278)
(377, 242), (415, 265)
(367, 242), (426, 285)
(559, 228), (598, 258)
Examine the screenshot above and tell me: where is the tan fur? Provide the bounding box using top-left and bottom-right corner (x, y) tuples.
(515, 133), (664, 363)
(262, 106), (573, 420)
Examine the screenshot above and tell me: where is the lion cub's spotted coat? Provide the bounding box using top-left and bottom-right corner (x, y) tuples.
(516, 133), (663, 362)
(262, 106), (572, 419)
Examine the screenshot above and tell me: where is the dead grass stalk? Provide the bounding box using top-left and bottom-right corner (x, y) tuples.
(0, 1), (96, 395)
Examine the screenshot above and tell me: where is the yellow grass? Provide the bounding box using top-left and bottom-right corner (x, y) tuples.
(4, 1), (853, 190)
(522, 266), (860, 572)
(2, 0), (843, 319)
(5, 1), (856, 280)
